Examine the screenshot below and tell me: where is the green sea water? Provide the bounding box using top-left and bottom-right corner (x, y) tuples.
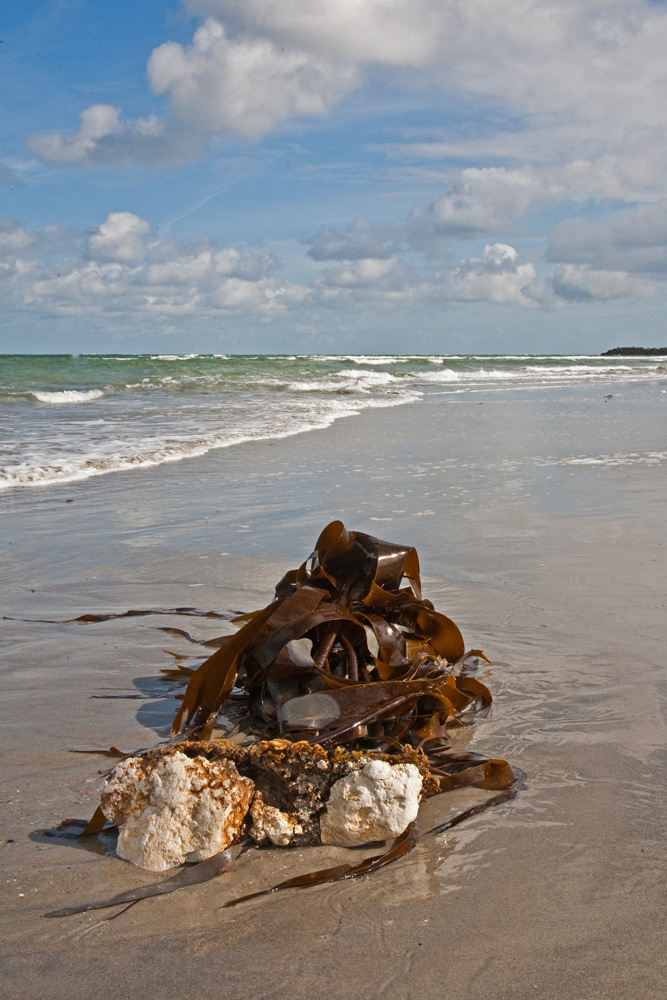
(1, 353), (665, 489)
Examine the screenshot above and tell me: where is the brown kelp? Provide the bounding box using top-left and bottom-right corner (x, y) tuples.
(46, 520), (515, 917)
(172, 520), (512, 787)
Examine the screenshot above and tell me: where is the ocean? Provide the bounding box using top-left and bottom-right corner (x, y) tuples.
(2, 352), (666, 490)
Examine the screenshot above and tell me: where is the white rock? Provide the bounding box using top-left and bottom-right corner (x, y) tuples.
(249, 792), (303, 847)
(319, 760), (422, 847)
(101, 752), (254, 871)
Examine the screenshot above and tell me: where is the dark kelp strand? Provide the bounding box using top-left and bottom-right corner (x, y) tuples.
(223, 826), (416, 908)
(44, 844), (247, 918)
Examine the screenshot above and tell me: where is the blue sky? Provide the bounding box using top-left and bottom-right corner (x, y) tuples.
(3, 0), (667, 354)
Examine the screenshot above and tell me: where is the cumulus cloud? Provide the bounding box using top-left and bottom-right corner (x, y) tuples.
(185, 0), (443, 66)
(0, 219), (38, 258)
(442, 243), (538, 306)
(28, 104), (205, 167)
(144, 246), (278, 286)
(29, 1), (667, 167)
(185, 0), (667, 135)
(308, 218), (390, 261)
(1, 212), (306, 318)
(358, 142), (667, 264)
(29, 105), (124, 165)
(386, 122), (667, 205)
(548, 200), (667, 276)
(2, 205), (665, 331)
(311, 240), (649, 310)
(29, 18), (359, 165)
(87, 213), (153, 263)
(556, 126), (667, 203)
(317, 255), (411, 290)
(307, 167), (551, 264)
(309, 240), (542, 311)
(433, 243), (654, 307)
(148, 19), (358, 140)
(398, 147), (667, 248)
(550, 264), (655, 302)
(401, 168), (544, 246)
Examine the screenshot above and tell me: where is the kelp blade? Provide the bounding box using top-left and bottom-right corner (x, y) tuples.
(223, 825), (415, 908)
(426, 788), (517, 837)
(44, 844), (246, 918)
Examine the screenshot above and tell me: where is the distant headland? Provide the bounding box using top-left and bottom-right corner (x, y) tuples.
(601, 346), (667, 356)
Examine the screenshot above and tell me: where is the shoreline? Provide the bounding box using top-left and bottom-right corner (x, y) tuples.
(4, 351), (667, 493)
(2, 383), (666, 999)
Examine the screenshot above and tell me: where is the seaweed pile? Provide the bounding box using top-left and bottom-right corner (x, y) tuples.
(47, 521), (515, 917)
(172, 520), (510, 783)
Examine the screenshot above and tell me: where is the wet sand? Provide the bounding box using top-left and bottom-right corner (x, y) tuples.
(1, 383), (666, 1000)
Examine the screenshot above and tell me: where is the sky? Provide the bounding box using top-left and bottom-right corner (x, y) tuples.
(3, 0), (667, 355)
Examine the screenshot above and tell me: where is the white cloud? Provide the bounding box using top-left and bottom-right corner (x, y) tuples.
(185, 0), (443, 66)
(28, 104), (204, 167)
(28, 18), (360, 165)
(2, 204), (665, 332)
(144, 246), (277, 286)
(379, 135), (667, 254)
(308, 218), (390, 261)
(87, 213), (153, 263)
(148, 19), (359, 140)
(317, 255), (410, 290)
(185, 0), (667, 139)
(0, 219), (38, 258)
(374, 122), (667, 206)
(443, 243), (538, 306)
(306, 167), (551, 263)
(29, 105), (123, 165)
(1, 213), (306, 319)
(29, 2), (667, 166)
(550, 264), (655, 302)
(556, 126), (667, 202)
(402, 167), (544, 244)
(548, 200), (667, 275)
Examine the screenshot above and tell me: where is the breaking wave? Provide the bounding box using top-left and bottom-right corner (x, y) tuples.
(29, 389), (105, 404)
(2, 352), (664, 490)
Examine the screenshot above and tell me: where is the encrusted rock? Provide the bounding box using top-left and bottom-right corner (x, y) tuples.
(99, 739), (437, 867)
(249, 792), (303, 846)
(319, 760), (423, 847)
(101, 751), (254, 871)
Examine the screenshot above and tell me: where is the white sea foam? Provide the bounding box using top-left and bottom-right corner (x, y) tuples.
(538, 451), (667, 468)
(285, 370), (405, 393)
(0, 390), (419, 489)
(149, 354), (199, 361)
(523, 364), (634, 374)
(392, 364), (666, 388)
(286, 365), (598, 393)
(340, 356), (406, 365)
(29, 389), (104, 404)
(338, 369), (399, 385)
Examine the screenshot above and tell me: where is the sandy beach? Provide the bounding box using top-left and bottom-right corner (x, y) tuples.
(2, 381), (666, 1000)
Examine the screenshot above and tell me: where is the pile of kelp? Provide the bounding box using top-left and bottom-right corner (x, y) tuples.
(170, 520), (513, 794)
(45, 520), (515, 918)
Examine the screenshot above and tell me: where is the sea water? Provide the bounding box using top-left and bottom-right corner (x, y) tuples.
(1, 353), (666, 489)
